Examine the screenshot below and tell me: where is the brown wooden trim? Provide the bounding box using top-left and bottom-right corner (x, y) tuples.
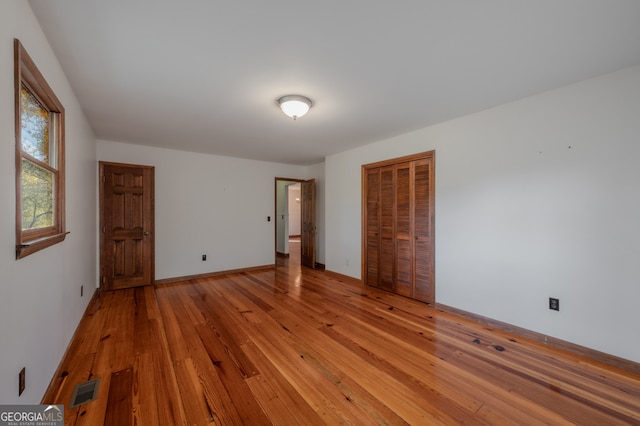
(276, 252), (290, 258)
(436, 302), (640, 375)
(14, 39), (66, 259)
(14, 40), (64, 111)
(323, 268), (639, 374)
(16, 232), (69, 259)
(41, 286), (102, 404)
(360, 166), (366, 289)
(274, 177), (306, 182)
(154, 264), (276, 286)
(324, 269), (361, 284)
(361, 150), (436, 170)
(314, 262), (326, 271)
(15, 41), (21, 257)
(98, 161), (155, 169)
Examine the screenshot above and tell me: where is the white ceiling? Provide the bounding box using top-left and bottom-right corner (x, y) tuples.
(28, 0), (640, 165)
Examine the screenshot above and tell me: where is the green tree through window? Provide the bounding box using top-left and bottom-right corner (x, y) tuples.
(20, 85), (54, 230)
(21, 159), (54, 229)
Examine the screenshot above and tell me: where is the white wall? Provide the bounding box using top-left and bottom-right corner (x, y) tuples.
(276, 180), (290, 255)
(288, 185), (301, 236)
(0, 1), (97, 403)
(97, 141), (313, 279)
(325, 65), (640, 363)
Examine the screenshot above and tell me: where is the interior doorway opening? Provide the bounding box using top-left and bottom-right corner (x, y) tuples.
(275, 177), (315, 268)
(282, 183), (301, 261)
(287, 183), (301, 265)
(275, 178), (302, 266)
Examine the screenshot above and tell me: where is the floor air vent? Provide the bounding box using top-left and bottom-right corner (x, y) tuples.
(69, 378), (100, 408)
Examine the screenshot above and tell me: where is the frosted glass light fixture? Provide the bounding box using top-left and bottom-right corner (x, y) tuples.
(277, 95), (312, 120)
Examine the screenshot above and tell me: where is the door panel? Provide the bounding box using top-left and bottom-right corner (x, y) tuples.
(365, 169), (380, 288)
(301, 179), (316, 269)
(413, 158), (434, 303)
(395, 162), (413, 297)
(100, 162), (154, 290)
(395, 238), (412, 297)
(379, 167), (394, 291)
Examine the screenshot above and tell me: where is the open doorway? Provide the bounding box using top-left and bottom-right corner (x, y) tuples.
(275, 179), (301, 263)
(286, 183), (301, 263)
(275, 177), (316, 268)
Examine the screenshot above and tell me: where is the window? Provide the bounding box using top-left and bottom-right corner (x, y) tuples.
(14, 39), (66, 259)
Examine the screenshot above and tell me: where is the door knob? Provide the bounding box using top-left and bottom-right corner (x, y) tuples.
(144, 231), (150, 236)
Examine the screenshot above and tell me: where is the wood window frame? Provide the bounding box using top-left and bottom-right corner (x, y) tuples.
(14, 39), (67, 259)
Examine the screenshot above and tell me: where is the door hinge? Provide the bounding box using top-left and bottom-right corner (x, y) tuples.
(101, 276), (105, 285)
(102, 175), (106, 183)
(102, 226), (106, 233)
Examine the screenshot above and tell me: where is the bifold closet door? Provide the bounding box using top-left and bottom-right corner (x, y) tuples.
(394, 162), (413, 298)
(379, 166), (395, 292)
(413, 158), (434, 303)
(364, 168), (380, 288)
(362, 152), (435, 304)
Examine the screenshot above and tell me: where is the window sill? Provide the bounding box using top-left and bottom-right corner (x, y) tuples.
(16, 231), (69, 259)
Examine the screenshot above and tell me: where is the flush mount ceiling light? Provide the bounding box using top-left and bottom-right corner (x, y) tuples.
(277, 95), (312, 120)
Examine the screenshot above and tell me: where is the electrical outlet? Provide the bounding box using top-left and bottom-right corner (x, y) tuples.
(549, 297), (559, 311)
(202, 254), (207, 261)
(19, 367), (25, 396)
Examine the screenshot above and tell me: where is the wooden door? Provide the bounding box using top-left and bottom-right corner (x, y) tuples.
(301, 179), (316, 269)
(364, 168), (381, 288)
(362, 152), (435, 304)
(413, 158), (435, 303)
(394, 162), (413, 297)
(379, 166), (395, 292)
(100, 162), (154, 290)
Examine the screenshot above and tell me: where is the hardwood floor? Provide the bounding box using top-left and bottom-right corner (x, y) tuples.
(43, 255), (640, 425)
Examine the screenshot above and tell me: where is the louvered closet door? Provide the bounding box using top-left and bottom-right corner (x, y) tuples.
(413, 158), (434, 303)
(362, 151), (435, 304)
(379, 166), (395, 292)
(365, 168), (381, 288)
(395, 162), (413, 297)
